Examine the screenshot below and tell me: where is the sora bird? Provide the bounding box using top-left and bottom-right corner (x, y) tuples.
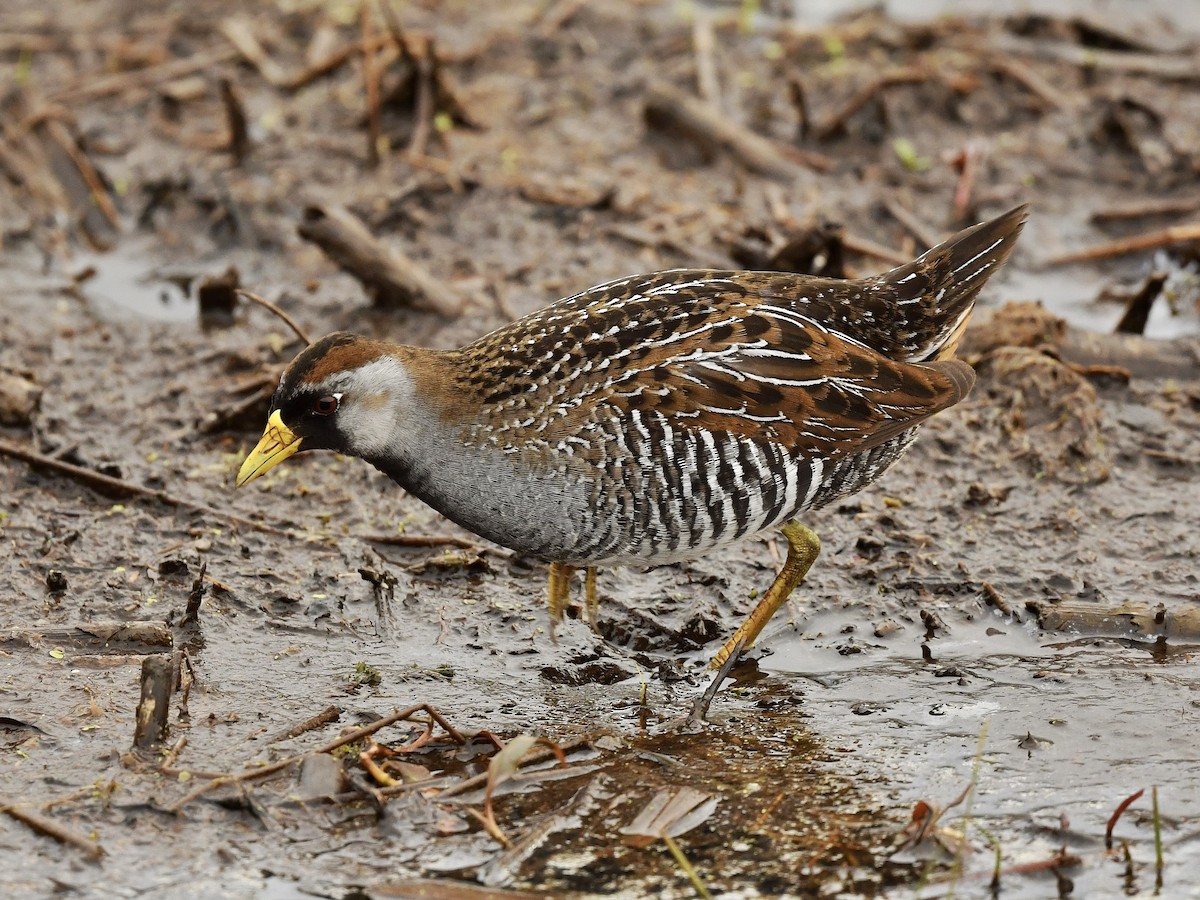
(237, 205), (1026, 672)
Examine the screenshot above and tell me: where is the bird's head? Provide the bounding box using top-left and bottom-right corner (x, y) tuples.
(235, 332), (418, 487)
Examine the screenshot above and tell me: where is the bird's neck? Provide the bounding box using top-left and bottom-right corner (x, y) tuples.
(361, 347), (587, 558)
(354, 345), (490, 512)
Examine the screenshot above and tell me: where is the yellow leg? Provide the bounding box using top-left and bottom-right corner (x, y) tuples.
(710, 521), (821, 669)
(585, 567), (598, 627)
(547, 562), (575, 622)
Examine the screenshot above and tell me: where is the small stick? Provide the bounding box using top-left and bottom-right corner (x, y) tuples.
(363, 533), (479, 549)
(991, 33), (1200, 81)
(377, 0), (417, 69)
(174, 649), (195, 720)
(994, 847), (1082, 877)
(236, 289), (311, 345)
(1153, 785), (1164, 890)
(197, 384), (274, 436)
(949, 140), (986, 223)
(220, 18), (291, 88)
(601, 223), (740, 269)
(3, 622), (172, 652)
(643, 81), (834, 179)
(1091, 197), (1200, 223)
(360, 563), (399, 639)
(286, 34), (395, 91)
(268, 705), (342, 744)
(787, 75), (808, 141)
(692, 11), (720, 107)
(536, 0), (587, 36)
(1114, 272), (1167, 335)
(133, 654), (174, 751)
(361, 1), (382, 167)
(0, 437), (294, 537)
(218, 77), (250, 165)
(183, 562), (207, 626)
(841, 231), (911, 266)
(1046, 223), (1200, 265)
(813, 67), (927, 141)
(883, 197), (940, 249)
(297, 203), (463, 315)
(407, 36), (437, 158)
(0, 804), (104, 860)
(988, 55), (1068, 110)
(0, 35), (62, 53)
(160, 736), (188, 771)
(980, 581), (1011, 615)
(435, 736), (592, 800)
(39, 117), (122, 234)
(52, 46), (239, 102)
(41, 783), (115, 811)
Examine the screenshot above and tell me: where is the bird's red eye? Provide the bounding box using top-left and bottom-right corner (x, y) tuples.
(313, 395), (339, 416)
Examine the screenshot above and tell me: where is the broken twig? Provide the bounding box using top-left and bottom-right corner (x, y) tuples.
(218, 77), (250, 164)
(883, 197), (940, 250)
(0, 804), (104, 860)
(813, 67), (927, 141)
(268, 705), (342, 745)
(133, 654), (174, 752)
(362, 2), (383, 167)
(1046, 223), (1200, 265)
(1114, 272), (1167, 335)
(1091, 197), (1200, 223)
(236, 289), (311, 345)
(0, 438), (293, 537)
(644, 81), (833, 179)
(364, 533), (480, 550)
(842, 231), (911, 266)
(298, 203), (463, 315)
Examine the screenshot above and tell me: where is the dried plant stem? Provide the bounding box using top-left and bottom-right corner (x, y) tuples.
(662, 834), (712, 900)
(1105, 788), (1144, 849)
(1153, 785), (1164, 890)
(0, 437), (292, 536)
(236, 289), (311, 345)
(0, 804), (104, 859)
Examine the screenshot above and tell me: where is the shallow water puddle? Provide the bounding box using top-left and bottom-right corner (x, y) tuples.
(75, 242), (197, 324)
(762, 604), (1200, 897)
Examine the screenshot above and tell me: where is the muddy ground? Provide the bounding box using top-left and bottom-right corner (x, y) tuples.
(2, 2), (1200, 898)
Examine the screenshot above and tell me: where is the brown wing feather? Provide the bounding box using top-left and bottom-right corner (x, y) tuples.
(602, 310), (974, 459)
(457, 270), (976, 457)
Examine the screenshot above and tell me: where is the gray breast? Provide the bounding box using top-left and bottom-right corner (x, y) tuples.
(373, 436), (598, 562)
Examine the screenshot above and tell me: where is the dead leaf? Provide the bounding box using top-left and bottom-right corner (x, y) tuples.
(620, 786), (719, 849)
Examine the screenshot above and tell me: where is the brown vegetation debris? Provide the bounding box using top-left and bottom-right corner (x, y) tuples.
(973, 346), (1109, 483)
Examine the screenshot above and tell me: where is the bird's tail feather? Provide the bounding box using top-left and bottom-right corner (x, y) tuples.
(879, 204), (1028, 361)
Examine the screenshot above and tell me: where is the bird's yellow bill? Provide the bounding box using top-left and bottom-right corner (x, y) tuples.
(236, 411), (302, 487)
